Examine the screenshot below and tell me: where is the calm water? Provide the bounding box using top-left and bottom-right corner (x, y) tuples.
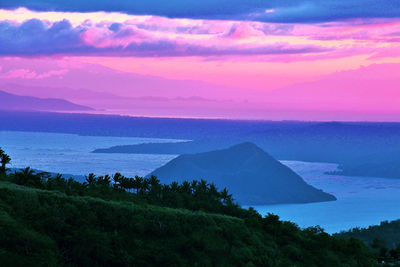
(2, 130), (400, 233)
(0, 131), (180, 177)
(253, 161), (400, 233)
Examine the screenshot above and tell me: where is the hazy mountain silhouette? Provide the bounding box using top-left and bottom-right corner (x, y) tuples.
(329, 149), (400, 179)
(148, 142), (336, 205)
(2, 61), (400, 121)
(95, 121), (400, 178)
(0, 91), (93, 112)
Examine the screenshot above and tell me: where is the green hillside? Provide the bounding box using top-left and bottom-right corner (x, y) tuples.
(0, 148), (378, 266)
(336, 220), (400, 264)
(0, 181), (377, 266)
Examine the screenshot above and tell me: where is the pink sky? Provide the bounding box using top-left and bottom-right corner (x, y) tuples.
(0, 8), (399, 121)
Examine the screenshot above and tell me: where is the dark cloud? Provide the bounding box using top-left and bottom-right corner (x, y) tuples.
(1, 0), (400, 23)
(0, 19), (88, 55)
(108, 23), (122, 32)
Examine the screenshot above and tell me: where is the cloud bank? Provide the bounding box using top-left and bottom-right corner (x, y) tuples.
(1, 11), (399, 58)
(0, 18), (330, 57)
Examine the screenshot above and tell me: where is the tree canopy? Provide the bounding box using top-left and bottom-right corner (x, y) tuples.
(0, 147), (384, 266)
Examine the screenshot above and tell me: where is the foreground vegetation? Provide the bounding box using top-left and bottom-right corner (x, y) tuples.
(0, 148), (384, 266)
(337, 220), (400, 264)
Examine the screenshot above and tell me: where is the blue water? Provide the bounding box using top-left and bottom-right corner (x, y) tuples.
(0, 131), (180, 177)
(2, 130), (400, 233)
(252, 161), (400, 233)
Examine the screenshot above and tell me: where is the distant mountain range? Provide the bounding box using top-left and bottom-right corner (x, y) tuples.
(0, 91), (93, 112)
(147, 142), (336, 205)
(94, 121), (400, 179)
(2, 110), (400, 179)
(329, 150), (400, 179)
(1, 62), (399, 121)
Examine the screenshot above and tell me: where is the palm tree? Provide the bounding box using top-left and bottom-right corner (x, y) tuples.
(37, 171), (51, 182)
(208, 183), (219, 200)
(121, 177), (133, 193)
(85, 173), (97, 188)
(148, 175), (161, 197)
(46, 173), (64, 190)
(148, 175), (160, 188)
(180, 181), (191, 194)
(0, 149), (11, 176)
(12, 167), (42, 187)
(118, 176), (128, 191)
(127, 178), (136, 193)
(208, 183), (217, 194)
(112, 173), (123, 189)
(141, 178), (150, 194)
(170, 181), (179, 193)
(190, 180), (198, 193)
(220, 188), (233, 205)
(134, 176), (144, 194)
(148, 175), (159, 188)
(101, 174), (111, 187)
(199, 179), (208, 192)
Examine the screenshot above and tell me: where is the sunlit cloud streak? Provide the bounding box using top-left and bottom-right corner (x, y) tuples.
(0, 17), (328, 57)
(0, 6), (400, 121)
(1, 9), (400, 58)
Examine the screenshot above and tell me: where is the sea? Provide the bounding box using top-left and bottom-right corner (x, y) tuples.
(2, 130), (400, 234)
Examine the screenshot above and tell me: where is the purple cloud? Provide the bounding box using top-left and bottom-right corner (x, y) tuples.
(0, 19), (89, 55)
(0, 19), (328, 57)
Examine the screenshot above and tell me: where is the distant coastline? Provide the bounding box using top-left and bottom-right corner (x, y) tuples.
(2, 110), (400, 179)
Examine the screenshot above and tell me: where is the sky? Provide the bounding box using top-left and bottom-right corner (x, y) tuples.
(0, 1), (399, 121)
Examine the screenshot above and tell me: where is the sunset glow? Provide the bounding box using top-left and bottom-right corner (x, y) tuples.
(1, 2), (399, 120)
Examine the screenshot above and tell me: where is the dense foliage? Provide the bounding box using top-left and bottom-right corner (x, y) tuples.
(337, 220), (400, 264)
(0, 148), (380, 266)
(6, 166), (246, 219)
